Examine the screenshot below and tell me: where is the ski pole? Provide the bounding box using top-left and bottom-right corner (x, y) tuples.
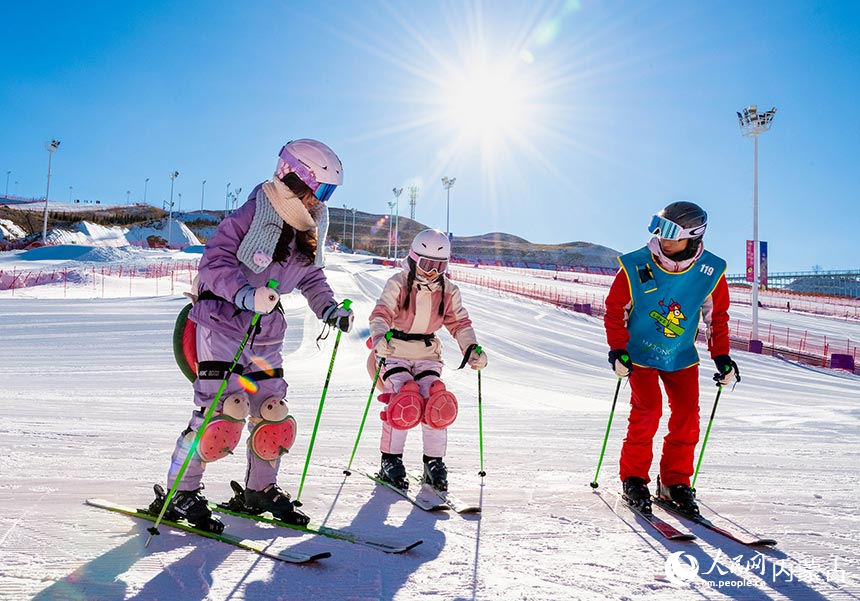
(295, 299), (352, 505)
(589, 376), (623, 489)
(343, 359), (386, 476)
(691, 385), (722, 492)
(146, 279), (279, 546)
(475, 345), (486, 477)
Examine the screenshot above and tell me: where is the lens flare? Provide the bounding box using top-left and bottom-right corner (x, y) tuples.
(238, 375), (259, 394)
(249, 355), (275, 376)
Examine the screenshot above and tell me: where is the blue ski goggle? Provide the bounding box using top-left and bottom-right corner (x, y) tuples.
(648, 215), (707, 240)
(314, 183), (338, 202)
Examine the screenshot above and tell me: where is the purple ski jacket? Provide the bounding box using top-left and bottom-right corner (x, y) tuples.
(189, 193), (335, 345)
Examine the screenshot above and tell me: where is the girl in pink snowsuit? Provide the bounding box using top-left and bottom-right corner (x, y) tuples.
(368, 229), (487, 491)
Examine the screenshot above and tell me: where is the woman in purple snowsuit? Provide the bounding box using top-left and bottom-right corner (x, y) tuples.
(154, 139), (353, 530)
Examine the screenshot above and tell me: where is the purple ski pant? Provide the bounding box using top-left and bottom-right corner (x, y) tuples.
(380, 358), (448, 457)
(167, 324), (287, 492)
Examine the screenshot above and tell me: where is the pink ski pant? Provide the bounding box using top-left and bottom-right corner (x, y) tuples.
(379, 358), (448, 457)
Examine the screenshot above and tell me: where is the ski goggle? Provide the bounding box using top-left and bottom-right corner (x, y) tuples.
(412, 254), (448, 274)
(648, 215), (707, 240)
(277, 146), (339, 202)
(313, 183), (337, 202)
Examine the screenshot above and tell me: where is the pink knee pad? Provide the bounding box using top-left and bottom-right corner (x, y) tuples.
(250, 398), (297, 461)
(198, 416), (245, 462)
(197, 394), (249, 462)
(423, 381), (458, 429)
(379, 380), (424, 430)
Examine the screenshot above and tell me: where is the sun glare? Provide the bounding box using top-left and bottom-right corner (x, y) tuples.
(440, 56), (532, 147)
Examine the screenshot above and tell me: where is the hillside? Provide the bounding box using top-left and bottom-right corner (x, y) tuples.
(2, 202), (621, 268)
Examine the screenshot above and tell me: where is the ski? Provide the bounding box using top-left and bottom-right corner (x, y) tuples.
(210, 503), (423, 554)
(601, 490), (696, 541)
(406, 471), (481, 514)
(86, 498), (331, 563)
(364, 471), (448, 511)
(652, 497), (777, 546)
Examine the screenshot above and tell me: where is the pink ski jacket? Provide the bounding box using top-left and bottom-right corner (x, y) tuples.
(369, 268), (477, 362)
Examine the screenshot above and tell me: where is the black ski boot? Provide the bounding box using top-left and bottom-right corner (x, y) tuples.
(378, 453), (409, 490)
(244, 483), (310, 526)
(146, 483), (224, 533)
(422, 456), (448, 491)
(220, 480), (259, 514)
(622, 476), (652, 514)
(656, 476), (700, 517)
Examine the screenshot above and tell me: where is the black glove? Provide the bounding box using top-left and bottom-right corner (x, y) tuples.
(322, 302), (354, 333)
(713, 354), (740, 386)
(608, 349), (633, 377)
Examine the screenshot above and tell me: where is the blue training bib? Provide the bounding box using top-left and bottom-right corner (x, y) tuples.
(618, 247), (726, 371)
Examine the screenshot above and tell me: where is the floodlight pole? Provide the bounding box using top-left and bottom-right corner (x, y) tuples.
(42, 139), (60, 243)
(351, 207), (356, 250)
(392, 188), (403, 258)
(168, 171), (179, 248)
(144, 177), (150, 204)
(201, 180), (207, 211)
(441, 177), (456, 235)
(737, 105), (776, 344)
(387, 202), (395, 258)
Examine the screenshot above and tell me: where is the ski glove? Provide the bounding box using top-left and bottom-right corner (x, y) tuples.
(467, 347), (488, 370)
(235, 284), (280, 314)
(372, 334), (396, 358)
(608, 349), (633, 378)
(713, 354), (740, 386)
(322, 302), (354, 333)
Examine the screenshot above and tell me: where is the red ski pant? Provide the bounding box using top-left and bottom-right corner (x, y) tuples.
(619, 365), (700, 486)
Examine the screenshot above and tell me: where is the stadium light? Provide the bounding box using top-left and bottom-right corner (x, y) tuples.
(42, 139), (61, 243)
(737, 105), (777, 344)
(441, 176), (456, 235)
(392, 188), (403, 258)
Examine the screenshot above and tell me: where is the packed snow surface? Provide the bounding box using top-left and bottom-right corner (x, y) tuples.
(0, 249), (858, 600)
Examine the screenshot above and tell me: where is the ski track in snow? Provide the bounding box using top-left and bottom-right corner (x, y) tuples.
(1, 252), (859, 600)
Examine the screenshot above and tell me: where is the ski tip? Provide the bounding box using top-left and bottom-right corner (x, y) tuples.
(750, 539), (778, 547)
(670, 534), (698, 541)
(310, 551), (332, 561)
(405, 540), (424, 552)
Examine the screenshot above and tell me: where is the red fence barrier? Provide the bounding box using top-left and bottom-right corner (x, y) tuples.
(0, 260), (199, 297)
(449, 267), (859, 374)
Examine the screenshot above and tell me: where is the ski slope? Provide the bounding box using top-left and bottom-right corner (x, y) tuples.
(1, 252), (859, 600)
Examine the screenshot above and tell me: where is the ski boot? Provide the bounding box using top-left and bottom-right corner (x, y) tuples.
(656, 476), (700, 517)
(220, 480), (260, 515)
(422, 456), (448, 492)
(146, 483), (224, 533)
(622, 476), (652, 514)
(244, 483), (310, 526)
(378, 453), (409, 490)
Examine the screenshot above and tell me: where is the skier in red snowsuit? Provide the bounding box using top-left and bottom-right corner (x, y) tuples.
(604, 201), (739, 515)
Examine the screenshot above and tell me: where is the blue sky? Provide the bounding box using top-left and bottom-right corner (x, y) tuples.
(1, 1), (858, 272)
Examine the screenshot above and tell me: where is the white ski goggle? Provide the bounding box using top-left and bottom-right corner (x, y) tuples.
(648, 215), (707, 240)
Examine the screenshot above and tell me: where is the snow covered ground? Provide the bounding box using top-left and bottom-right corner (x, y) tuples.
(1, 250), (859, 600)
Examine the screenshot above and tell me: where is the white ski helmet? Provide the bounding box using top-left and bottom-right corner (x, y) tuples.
(275, 139), (343, 202)
(409, 228), (451, 274)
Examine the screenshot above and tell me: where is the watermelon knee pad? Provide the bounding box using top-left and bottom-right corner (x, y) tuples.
(423, 381), (458, 429)
(379, 380), (424, 430)
(249, 398), (297, 462)
(197, 394), (250, 462)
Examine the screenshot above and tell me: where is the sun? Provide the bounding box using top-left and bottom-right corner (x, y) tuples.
(438, 54), (534, 148)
